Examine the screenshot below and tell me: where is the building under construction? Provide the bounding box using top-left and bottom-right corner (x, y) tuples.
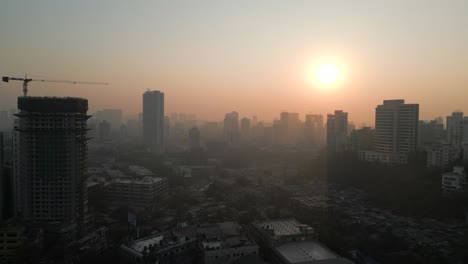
(13, 96), (90, 244)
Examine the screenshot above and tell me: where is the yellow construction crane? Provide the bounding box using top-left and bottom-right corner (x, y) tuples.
(2, 74), (108, 96)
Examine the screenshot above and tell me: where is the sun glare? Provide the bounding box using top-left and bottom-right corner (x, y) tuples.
(315, 64), (339, 84)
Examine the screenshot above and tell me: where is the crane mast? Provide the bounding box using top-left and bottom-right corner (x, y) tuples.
(2, 75), (108, 96)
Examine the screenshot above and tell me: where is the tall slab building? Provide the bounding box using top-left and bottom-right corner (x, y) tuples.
(224, 111), (240, 148)
(374, 99), (419, 164)
(327, 110), (348, 154)
(13, 97), (89, 243)
(143, 91), (165, 153)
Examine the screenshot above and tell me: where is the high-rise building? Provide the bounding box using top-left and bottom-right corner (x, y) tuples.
(350, 127), (374, 152)
(279, 112), (301, 145)
(304, 114), (323, 147)
(327, 110), (348, 154)
(0, 133), (12, 222)
(0, 111), (9, 132)
(188, 126), (201, 151)
(418, 119), (445, 148)
(143, 91), (165, 153)
(446, 112), (464, 147)
(374, 99), (419, 164)
(95, 109), (122, 132)
(224, 111), (239, 148)
(13, 97), (89, 243)
(240, 117), (251, 138)
(0, 132), (3, 221)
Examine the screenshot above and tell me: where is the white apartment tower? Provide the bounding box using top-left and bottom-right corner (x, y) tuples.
(14, 97), (89, 243)
(374, 99), (419, 164)
(327, 110), (348, 154)
(143, 91), (165, 153)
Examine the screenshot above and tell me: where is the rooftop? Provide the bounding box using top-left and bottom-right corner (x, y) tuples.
(112, 176), (165, 185)
(275, 241), (350, 264)
(18, 96), (88, 113)
(128, 165), (155, 177)
(254, 219), (312, 237)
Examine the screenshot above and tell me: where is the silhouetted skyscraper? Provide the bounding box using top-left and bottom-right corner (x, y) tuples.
(279, 112), (301, 145)
(374, 99), (419, 163)
(305, 114), (323, 147)
(13, 97), (89, 243)
(240, 117), (251, 138)
(327, 110), (348, 154)
(143, 91), (165, 153)
(224, 112), (239, 148)
(446, 112), (464, 147)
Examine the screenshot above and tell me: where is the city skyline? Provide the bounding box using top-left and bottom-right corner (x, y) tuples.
(2, 2), (468, 263)
(1, 1), (468, 125)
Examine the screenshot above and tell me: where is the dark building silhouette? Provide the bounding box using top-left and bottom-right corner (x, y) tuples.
(224, 112), (239, 148)
(13, 97), (90, 244)
(240, 117), (251, 138)
(143, 91), (165, 153)
(327, 110), (348, 154)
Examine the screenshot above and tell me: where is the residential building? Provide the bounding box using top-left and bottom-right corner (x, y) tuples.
(198, 222), (258, 264)
(249, 219), (352, 264)
(279, 112), (301, 145)
(373, 99), (419, 164)
(224, 112), (240, 148)
(442, 166), (466, 194)
(446, 112), (464, 147)
(94, 109), (122, 132)
(426, 144), (456, 169)
(104, 176), (168, 208)
(304, 114), (323, 147)
(0, 224), (26, 264)
(327, 110), (348, 154)
(240, 117), (251, 139)
(143, 90), (165, 153)
(13, 97), (89, 244)
(350, 127), (374, 152)
(121, 225), (198, 264)
(121, 222), (258, 264)
(418, 119), (445, 148)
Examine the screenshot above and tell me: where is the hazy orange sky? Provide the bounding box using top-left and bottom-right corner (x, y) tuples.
(1, 0), (467, 125)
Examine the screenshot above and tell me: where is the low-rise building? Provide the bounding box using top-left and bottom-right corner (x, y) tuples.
(442, 166), (466, 194)
(198, 222), (258, 264)
(249, 219), (352, 264)
(426, 144), (457, 169)
(121, 222), (258, 264)
(121, 225), (198, 264)
(105, 176), (168, 208)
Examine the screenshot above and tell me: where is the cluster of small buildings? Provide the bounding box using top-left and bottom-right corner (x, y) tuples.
(290, 187), (467, 262)
(121, 222), (258, 264)
(121, 219), (352, 264)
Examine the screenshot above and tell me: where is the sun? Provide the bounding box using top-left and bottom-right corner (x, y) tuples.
(315, 64), (339, 84)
